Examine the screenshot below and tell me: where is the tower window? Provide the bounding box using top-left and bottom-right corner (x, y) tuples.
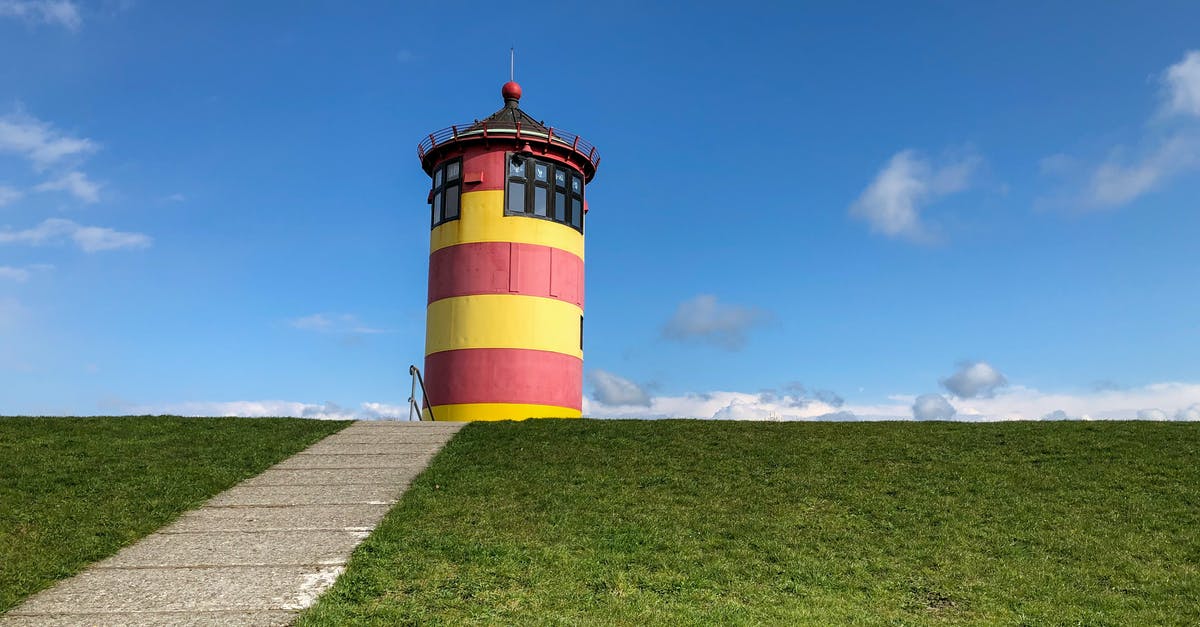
(431, 158), (462, 227)
(505, 154), (584, 233)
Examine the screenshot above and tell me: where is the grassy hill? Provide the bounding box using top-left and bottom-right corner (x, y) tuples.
(300, 419), (1200, 626)
(0, 416), (349, 613)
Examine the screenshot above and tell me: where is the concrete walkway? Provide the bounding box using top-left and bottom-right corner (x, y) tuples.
(1, 421), (464, 627)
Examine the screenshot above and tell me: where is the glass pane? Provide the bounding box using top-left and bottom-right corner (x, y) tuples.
(555, 169), (567, 188)
(433, 192), (443, 224)
(434, 168), (443, 187)
(535, 163), (548, 182)
(446, 161), (460, 180)
(555, 192), (566, 221)
(444, 185), (459, 219)
(507, 181), (525, 214)
(534, 186), (548, 216)
(571, 198), (582, 228)
(571, 175), (581, 194)
(509, 156), (525, 178)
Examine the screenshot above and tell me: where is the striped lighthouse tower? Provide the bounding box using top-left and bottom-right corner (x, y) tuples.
(416, 80), (600, 421)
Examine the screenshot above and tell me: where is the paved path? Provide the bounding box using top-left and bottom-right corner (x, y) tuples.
(1, 421), (464, 627)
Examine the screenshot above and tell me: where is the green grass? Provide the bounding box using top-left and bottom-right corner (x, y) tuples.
(300, 419), (1200, 626)
(0, 415), (349, 613)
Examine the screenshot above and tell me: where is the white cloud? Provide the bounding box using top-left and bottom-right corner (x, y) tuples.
(72, 223), (150, 251)
(1045, 50), (1200, 209)
(124, 400), (412, 421)
(1177, 403), (1200, 421)
(0, 218), (151, 252)
(711, 397), (780, 420)
(1086, 135), (1200, 207)
(1164, 50), (1200, 117)
(288, 313), (389, 335)
(912, 393), (956, 420)
(1137, 408), (1169, 421)
(35, 170), (100, 203)
(1039, 153), (1076, 176)
(0, 0), (81, 30)
(0, 264), (49, 281)
(941, 361), (1008, 399)
(0, 266), (30, 281)
(849, 149), (979, 242)
(661, 294), (768, 350)
(589, 370), (651, 407)
(0, 111), (97, 169)
(938, 382), (1200, 421)
(585, 389), (859, 421)
(0, 185), (22, 206)
(359, 402), (410, 420)
(757, 382), (844, 408)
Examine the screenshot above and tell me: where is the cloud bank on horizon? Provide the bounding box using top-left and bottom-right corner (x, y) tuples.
(118, 361), (1200, 424)
(121, 377), (1200, 422)
(582, 362), (1200, 423)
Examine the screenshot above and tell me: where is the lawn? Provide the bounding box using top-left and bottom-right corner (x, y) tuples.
(0, 415), (349, 613)
(300, 419), (1200, 625)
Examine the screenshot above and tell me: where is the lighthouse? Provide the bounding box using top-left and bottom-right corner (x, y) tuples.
(416, 81), (600, 421)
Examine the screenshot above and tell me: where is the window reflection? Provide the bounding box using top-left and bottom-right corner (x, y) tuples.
(534, 187), (548, 216)
(507, 180), (525, 215)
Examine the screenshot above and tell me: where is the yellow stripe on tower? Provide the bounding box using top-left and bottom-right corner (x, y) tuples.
(425, 294), (583, 359)
(425, 403), (582, 421)
(431, 189), (585, 260)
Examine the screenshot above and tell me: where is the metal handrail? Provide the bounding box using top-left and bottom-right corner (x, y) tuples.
(417, 122), (600, 168)
(408, 365), (436, 421)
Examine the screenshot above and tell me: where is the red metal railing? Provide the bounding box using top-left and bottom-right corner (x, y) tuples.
(417, 121), (600, 169)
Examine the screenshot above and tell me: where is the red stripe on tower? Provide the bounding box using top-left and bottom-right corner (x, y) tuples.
(428, 242), (583, 307)
(424, 348), (583, 409)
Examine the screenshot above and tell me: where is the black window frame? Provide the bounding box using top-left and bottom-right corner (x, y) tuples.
(505, 153), (584, 233)
(430, 158), (462, 228)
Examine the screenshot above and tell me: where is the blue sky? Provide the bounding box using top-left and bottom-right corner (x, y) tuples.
(2, 1), (1198, 420)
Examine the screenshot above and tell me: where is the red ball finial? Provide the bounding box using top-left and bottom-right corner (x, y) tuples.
(502, 81), (522, 101)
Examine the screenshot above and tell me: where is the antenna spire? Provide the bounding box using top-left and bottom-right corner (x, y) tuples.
(501, 48), (522, 106)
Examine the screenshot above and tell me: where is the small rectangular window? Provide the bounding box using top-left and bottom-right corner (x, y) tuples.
(571, 199), (582, 228)
(555, 170), (567, 188)
(430, 158), (462, 228)
(509, 158), (525, 178)
(535, 163), (548, 182)
(534, 186), (548, 216)
(555, 191), (566, 219)
(444, 185), (459, 219)
(571, 175), (581, 194)
(507, 180), (525, 214)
